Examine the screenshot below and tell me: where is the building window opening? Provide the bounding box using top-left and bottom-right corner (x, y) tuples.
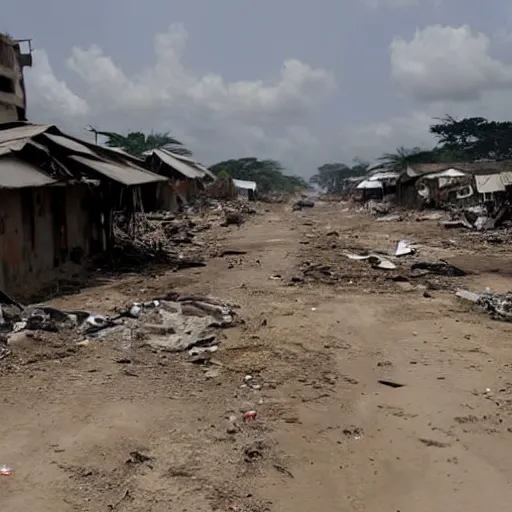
(0, 75), (15, 93)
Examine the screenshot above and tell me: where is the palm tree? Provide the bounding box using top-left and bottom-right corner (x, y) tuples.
(378, 147), (426, 170)
(87, 129), (192, 157)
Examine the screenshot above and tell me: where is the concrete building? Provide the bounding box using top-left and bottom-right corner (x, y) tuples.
(0, 34), (32, 123)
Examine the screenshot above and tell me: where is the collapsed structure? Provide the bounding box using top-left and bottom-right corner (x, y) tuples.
(344, 161), (512, 221)
(0, 122), (168, 296)
(396, 162), (512, 210)
(143, 148), (216, 209)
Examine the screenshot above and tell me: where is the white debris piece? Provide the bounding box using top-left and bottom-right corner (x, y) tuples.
(395, 239), (415, 257)
(344, 252), (396, 270)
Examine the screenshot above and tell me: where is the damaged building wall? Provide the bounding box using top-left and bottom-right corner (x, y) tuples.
(140, 182), (179, 212)
(0, 34), (31, 123)
(0, 184), (104, 298)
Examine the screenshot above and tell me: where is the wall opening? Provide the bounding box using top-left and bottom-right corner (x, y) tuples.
(0, 75), (15, 94)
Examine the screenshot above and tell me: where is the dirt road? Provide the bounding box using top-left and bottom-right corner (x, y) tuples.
(2, 202), (512, 511)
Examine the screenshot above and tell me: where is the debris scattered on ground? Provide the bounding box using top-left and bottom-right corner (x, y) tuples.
(366, 200), (392, 216)
(376, 214), (402, 223)
(244, 374), (263, 390)
(243, 441), (265, 462)
(378, 379), (405, 388)
(105, 212), (207, 269)
(444, 204), (511, 232)
(273, 463), (294, 478)
(0, 465), (13, 476)
(395, 239), (415, 256)
(418, 438), (451, 448)
(223, 210), (244, 226)
(126, 451), (153, 466)
(243, 410), (257, 422)
(455, 289), (480, 303)
(411, 260), (466, 277)
(205, 368), (220, 379)
(456, 288), (512, 322)
(293, 198), (315, 211)
(219, 249), (247, 257)
(342, 426), (364, 439)
(443, 218), (474, 230)
(416, 212), (443, 222)
(345, 252), (397, 270)
(226, 415), (240, 434)
(0, 293), (240, 355)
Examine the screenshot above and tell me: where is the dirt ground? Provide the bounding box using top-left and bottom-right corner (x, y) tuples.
(2, 201), (512, 511)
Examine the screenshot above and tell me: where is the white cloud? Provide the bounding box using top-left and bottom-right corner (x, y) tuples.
(340, 111), (435, 161)
(340, 88), (512, 163)
(24, 24), (336, 173)
(24, 49), (90, 119)
(391, 25), (512, 102)
(64, 24), (335, 119)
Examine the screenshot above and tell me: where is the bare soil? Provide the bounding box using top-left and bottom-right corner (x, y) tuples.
(2, 202), (512, 511)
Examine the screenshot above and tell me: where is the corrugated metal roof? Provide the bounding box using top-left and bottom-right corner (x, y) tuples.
(0, 137), (32, 152)
(0, 156), (56, 188)
(475, 174), (506, 193)
(501, 171), (512, 186)
(43, 133), (99, 157)
(171, 153), (216, 180)
(368, 171), (398, 181)
(147, 149), (207, 179)
(357, 179), (382, 189)
(233, 179), (257, 191)
(98, 145), (146, 164)
(0, 124), (52, 144)
(423, 168), (467, 179)
(69, 155), (166, 186)
(407, 161), (512, 178)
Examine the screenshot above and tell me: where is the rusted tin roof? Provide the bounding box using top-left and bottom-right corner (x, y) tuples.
(0, 156), (56, 188)
(0, 123), (167, 187)
(70, 155), (166, 186)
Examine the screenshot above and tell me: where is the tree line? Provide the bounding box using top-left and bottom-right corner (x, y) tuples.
(92, 129), (309, 194)
(309, 115), (512, 194)
(93, 115), (512, 195)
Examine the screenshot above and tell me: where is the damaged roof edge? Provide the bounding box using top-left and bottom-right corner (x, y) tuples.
(147, 149), (206, 180)
(233, 179), (257, 191)
(0, 122), (56, 144)
(69, 155), (167, 186)
(0, 155), (57, 188)
(474, 174), (506, 193)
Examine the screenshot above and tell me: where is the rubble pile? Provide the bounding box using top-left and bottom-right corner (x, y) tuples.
(105, 201), (257, 269)
(443, 204), (512, 232)
(456, 289), (512, 322)
(0, 293), (240, 354)
(108, 212), (206, 269)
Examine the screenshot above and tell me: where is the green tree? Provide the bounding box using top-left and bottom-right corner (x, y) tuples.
(377, 146), (437, 170)
(309, 160), (369, 194)
(209, 158), (308, 194)
(90, 129), (192, 157)
(429, 116), (512, 160)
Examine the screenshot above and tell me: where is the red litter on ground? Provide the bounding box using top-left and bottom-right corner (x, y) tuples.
(0, 465), (12, 476)
(243, 410), (257, 421)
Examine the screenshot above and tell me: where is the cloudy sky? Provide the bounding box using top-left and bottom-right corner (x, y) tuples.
(4, 0), (512, 177)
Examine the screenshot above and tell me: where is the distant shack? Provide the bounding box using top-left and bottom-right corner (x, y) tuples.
(233, 179), (256, 200)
